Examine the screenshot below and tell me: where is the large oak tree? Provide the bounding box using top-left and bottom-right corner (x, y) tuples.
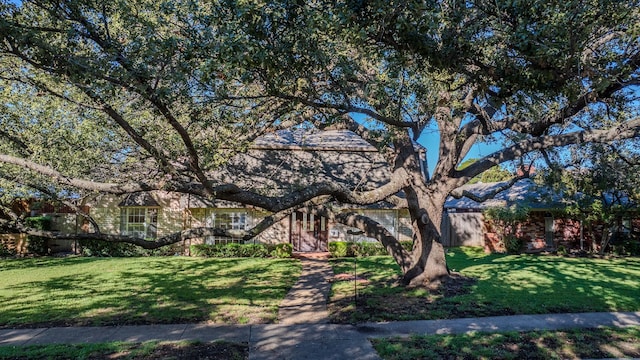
(1, 0), (639, 286)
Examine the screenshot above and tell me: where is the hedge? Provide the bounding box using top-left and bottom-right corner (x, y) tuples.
(79, 240), (183, 257)
(328, 241), (413, 257)
(189, 243), (293, 258)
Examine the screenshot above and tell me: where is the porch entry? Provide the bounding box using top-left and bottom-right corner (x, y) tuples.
(290, 211), (328, 252)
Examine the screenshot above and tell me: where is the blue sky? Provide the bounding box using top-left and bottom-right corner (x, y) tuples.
(416, 124), (504, 175)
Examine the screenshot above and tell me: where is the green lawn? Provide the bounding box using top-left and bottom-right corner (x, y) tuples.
(0, 257), (300, 328)
(372, 326), (640, 360)
(0, 341), (247, 360)
(330, 247), (640, 323)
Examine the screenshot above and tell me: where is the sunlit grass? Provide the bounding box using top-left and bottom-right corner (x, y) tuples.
(372, 326), (640, 360)
(0, 257), (301, 327)
(329, 248), (640, 322)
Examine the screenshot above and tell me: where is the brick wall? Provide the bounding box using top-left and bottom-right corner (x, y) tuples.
(483, 210), (638, 253)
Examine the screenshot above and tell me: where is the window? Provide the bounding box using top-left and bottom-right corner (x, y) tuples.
(120, 207), (158, 239)
(622, 219), (631, 234)
(205, 209), (248, 244)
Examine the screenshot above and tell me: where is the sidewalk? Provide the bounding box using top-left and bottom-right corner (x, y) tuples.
(2, 312), (639, 359)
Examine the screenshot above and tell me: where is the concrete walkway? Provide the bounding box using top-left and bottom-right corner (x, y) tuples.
(276, 257), (334, 325)
(2, 313), (640, 359)
(253, 255), (375, 359)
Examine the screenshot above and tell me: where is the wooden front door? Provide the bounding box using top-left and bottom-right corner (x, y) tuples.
(291, 212), (328, 252)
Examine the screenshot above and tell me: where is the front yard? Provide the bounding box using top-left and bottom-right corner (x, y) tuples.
(329, 247), (640, 323)
(0, 257), (300, 328)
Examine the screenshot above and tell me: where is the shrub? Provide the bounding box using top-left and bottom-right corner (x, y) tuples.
(503, 235), (523, 254)
(189, 243), (273, 258)
(26, 236), (49, 255)
(329, 241), (350, 257)
(25, 216), (52, 231)
(354, 242), (387, 256)
(23, 216), (53, 256)
(557, 245), (568, 256)
(79, 239), (144, 257)
(243, 244), (271, 257)
(271, 243), (293, 258)
(329, 241), (401, 257)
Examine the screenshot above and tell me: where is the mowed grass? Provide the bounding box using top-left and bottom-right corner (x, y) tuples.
(0, 257), (300, 328)
(330, 247), (640, 322)
(372, 326), (640, 360)
(0, 340), (248, 360)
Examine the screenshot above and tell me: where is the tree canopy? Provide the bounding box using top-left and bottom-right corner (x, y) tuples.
(1, 0), (639, 285)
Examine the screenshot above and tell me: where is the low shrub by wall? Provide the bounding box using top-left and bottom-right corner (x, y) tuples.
(328, 241), (413, 257)
(79, 239), (184, 257)
(189, 243), (293, 258)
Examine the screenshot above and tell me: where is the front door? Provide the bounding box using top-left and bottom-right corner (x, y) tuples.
(291, 212), (328, 252)
(544, 217), (554, 248)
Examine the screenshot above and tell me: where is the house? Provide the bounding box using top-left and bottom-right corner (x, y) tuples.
(442, 178), (640, 253)
(0, 199), (87, 255)
(83, 128), (419, 253)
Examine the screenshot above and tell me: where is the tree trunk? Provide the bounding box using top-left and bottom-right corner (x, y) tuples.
(401, 187), (450, 287)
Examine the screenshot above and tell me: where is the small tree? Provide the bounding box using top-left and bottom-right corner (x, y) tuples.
(541, 143), (640, 254)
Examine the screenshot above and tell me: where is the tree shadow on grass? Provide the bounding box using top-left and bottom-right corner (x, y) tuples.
(373, 327), (640, 360)
(0, 256), (99, 271)
(0, 257), (300, 328)
(329, 252), (640, 323)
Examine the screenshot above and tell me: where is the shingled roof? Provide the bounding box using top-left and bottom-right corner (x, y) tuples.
(444, 179), (571, 211)
(186, 128), (426, 208)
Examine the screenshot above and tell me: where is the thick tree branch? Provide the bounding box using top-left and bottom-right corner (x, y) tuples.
(0, 154), (158, 194)
(0, 219), (246, 249)
(459, 117), (640, 180)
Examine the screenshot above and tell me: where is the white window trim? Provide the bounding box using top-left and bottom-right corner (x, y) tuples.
(120, 207), (159, 239)
(204, 209), (249, 244)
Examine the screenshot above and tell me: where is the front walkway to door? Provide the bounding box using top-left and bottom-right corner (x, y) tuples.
(277, 255), (333, 325)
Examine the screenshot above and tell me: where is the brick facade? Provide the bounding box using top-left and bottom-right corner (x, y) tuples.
(484, 211), (638, 253)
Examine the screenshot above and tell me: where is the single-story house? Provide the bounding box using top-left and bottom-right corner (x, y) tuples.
(443, 178), (639, 253)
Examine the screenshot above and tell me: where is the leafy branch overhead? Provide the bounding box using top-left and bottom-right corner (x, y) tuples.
(0, 0), (639, 286)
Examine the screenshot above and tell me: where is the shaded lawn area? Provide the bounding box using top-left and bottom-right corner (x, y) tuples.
(372, 326), (640, 360)
(0, 340), (247, 360)
(329, 247), (640, 323)
(0, 257), (300, 328)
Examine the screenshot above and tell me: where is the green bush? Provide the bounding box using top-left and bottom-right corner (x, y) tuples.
(557, 245), (568, 256)
(329, 241), (407, 258)
(79, 239), (145, 257)
(503, 235), (523, 254)
(25, 216), (52, 231)
(271, 243), (293, 258)
(189, 243), (274, 258)
(612, 239), (640, 256)
(21, 216), (52, 256)
(26, 236), (49, 255)
(243, 244), (271, 257)
(329, 241), (350, 257)
(354, 242), (387, 256)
